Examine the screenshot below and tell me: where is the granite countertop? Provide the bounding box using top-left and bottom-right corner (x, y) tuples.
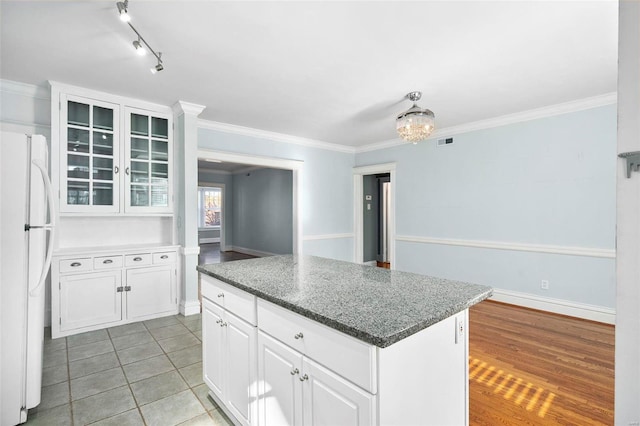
(197, 255), (492, 348)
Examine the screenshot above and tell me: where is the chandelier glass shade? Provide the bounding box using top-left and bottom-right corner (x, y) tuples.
(396, 91), (435, 144)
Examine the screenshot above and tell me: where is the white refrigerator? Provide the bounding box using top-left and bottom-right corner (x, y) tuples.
(1, 132), (56, 425)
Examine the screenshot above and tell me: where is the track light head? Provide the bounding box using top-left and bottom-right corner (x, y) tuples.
(116, 1), (130, 22)
(150, 53), (163, 74)
(133, 39), (145, 55)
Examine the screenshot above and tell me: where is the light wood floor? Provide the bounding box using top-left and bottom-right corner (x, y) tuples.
(469, 301), (614, 425)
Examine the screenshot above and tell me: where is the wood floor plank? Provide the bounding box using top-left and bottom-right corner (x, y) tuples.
(469, 301), (614, 426)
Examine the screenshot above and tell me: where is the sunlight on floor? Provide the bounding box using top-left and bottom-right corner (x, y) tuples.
(469, 357), (556, 418)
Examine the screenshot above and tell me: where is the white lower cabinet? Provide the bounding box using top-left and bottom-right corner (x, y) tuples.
(258, 332), (373, 426)
(203, 298), (257, 426)
(60, 270), (122, 331)
(52, 246), (178, 338)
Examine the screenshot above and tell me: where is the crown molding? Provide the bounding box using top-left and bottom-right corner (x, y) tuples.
(172, 101), (206, 117)
(198, 119), (356, 154)
(355, 92), (618, 153)
(0, 79), (50, 100)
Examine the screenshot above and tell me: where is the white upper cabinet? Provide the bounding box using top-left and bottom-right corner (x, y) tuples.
(124, 107), (172, 213)
(60, 95), (120, 213)
(52, 83), (173, 216)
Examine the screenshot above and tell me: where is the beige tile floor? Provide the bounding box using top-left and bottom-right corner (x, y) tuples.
(27, 314), (235, 426)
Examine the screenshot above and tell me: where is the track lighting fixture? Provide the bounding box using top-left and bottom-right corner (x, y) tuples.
(133, 38), (145, 55)
(150, 53), (164, 74)
(115, 0), (164, 73)
(116, 0), (130, 22)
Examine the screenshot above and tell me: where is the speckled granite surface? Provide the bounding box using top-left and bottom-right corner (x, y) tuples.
(197, 255), (492, 348)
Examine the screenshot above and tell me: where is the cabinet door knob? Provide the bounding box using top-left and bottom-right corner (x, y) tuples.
(124, 286), (131, 292)
(160, 255), (169, 259)
(220, 322), (227, 327)
(216, 319), (222, 324)
(294, 332), (304, 340)
(299, 374), (309, 382)
(114, 166), (119, 174)
(116, 286), (124, 292)
(70, 262), (81, 267)
(133, 257), (142, 262)
(290, 368), (299, 376)
(125, 167), (130, 175)
(103, 259), (113, 264)
(217, 293), (224, 298)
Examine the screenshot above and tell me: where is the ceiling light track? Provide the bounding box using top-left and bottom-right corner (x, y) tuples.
(116, 0), (164, 74)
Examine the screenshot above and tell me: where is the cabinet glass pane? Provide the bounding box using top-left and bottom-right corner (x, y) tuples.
(67, 128), (90, 153)
(151, 117), (168, 139)
(131, 138), (149, 160)
(151, 140), (168, 161)
(131, 185), (149, 206)
(93, 106), (113, 130)
(131, 161), (149, 183)
(67, 181), (90, 205)
(93, 157), (113, 181)
(131, 114), (149, 136)
(151, 163), (168, 184)
(68, 101), (90, 127)
(68, 155), (90, 179)
(93, 132), (113, 156)
(151, 186), (168, 207)
(93, 182), (113, 205)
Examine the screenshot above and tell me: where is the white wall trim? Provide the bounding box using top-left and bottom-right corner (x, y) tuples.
(396, 235), (616, 259)
(181, 246), (201, 256)
(490, 288), (615, 324)
(303, 233), (354, 241)
(226, 246), (278, 258)
(198, 118), (355, 154)
(0, 79), (50, 100)
(355, 92), (618, 153)
(179, 300), (201, 316)
(199, 237), (220, 244)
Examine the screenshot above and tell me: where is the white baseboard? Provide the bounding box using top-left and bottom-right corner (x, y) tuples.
(199, 237), (220, 244)
(363, 260), (377, 266)
(226, 245), (278, 258)
(490, 288), (615, 324)
(180, 300), (201, 316)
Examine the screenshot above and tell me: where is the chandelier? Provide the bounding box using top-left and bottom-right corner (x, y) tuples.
(396, 91), (435, 144)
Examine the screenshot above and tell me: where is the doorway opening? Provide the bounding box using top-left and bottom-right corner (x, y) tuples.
(353, 163), (396, 269)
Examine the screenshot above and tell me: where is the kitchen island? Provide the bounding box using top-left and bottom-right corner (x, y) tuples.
(197, 255), (492, 426)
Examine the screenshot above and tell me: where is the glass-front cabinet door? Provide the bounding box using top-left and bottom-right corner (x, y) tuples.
(125, 107), (172, 213)
(61, 95), (120, 213)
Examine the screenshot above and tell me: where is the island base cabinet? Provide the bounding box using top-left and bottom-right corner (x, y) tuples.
(258, 332), (303, 426)
(302, 358), (376, 426)
(257, 331), (375, 426)
(202, 298), (257, 426)
(59, 271), (122, 332)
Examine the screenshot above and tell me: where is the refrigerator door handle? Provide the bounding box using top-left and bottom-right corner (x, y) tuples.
(29, 159), (56, 297)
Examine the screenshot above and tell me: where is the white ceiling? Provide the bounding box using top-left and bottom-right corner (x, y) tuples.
(0, 1), (618, 147)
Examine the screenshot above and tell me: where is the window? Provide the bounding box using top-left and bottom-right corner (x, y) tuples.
(198, 187), (221, 228)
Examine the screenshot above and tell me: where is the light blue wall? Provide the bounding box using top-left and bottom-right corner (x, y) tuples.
(356, 105), (617, 308)
(198, 170), (233, 246)
(197, 128), (355, 261)
(231, 168), (293, 254)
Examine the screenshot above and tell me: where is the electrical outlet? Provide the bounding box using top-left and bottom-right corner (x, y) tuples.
(455, 315), (465, 344)
(541, 280), (549, 290)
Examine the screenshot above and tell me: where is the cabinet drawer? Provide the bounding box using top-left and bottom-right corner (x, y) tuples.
(125, 253), (152, 267)
(94, 255), (123, 270)
(59, 258), (93, 273)
(201, 275), (257, 325)
(153, 251), (176, 264)
(258, 299), (377, 394)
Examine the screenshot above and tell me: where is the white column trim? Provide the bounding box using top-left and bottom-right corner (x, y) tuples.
(181, 246), (201, 256)
(396, 235), (615, 259)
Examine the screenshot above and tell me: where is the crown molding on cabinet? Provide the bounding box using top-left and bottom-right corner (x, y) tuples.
(0, 79), (50, 100)
(172, 101), (206, 117)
